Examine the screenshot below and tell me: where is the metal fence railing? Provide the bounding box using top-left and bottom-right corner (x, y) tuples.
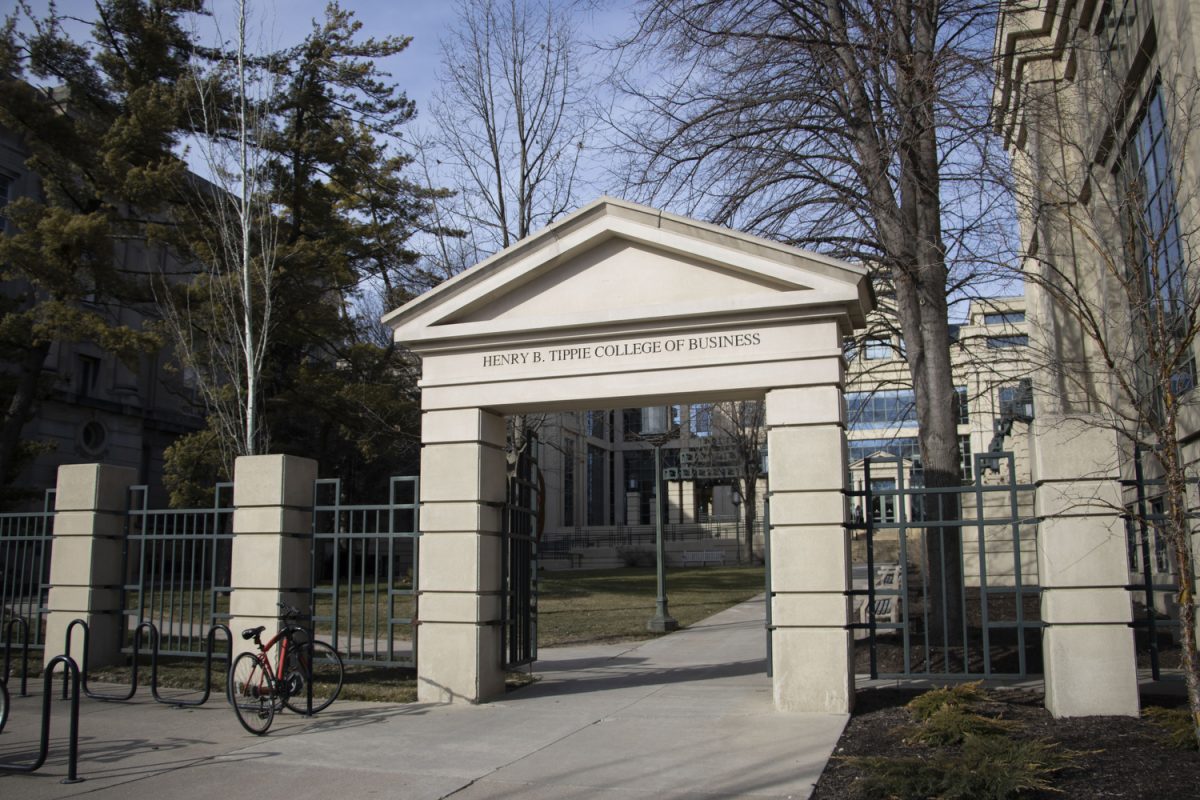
(311, 477), (419, 667)
(0, 490), (56, 653)
(850, 452), (1041, 681)
(123, 484), (234, 657)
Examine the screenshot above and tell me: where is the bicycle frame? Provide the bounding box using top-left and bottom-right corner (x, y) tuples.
(247, 625), (308, 688)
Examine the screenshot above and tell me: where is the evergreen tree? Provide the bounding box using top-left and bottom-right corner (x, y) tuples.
(0, 0), (202, 493)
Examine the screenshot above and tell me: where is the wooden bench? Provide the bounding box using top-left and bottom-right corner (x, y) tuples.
(682, 550), (726, 566)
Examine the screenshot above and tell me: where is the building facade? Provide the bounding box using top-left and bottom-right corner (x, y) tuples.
(534, 295), (1034, 563)
(995, 0), (1200, 715)
(0, 125), (203, 500)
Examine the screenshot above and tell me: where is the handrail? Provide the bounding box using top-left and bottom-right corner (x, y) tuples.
(0, 654), (83, 783)
(3, 617), (30, 697)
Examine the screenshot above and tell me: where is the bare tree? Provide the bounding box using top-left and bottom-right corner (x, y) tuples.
(429, 0), (592, 478)
(157, 0), (279, 472)
(706, 401), (766, 564)
(430, 0), (589, 260)
(614, 0), (1010, 643)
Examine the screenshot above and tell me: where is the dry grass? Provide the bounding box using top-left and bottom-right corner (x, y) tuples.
(537, 566), (765, 646)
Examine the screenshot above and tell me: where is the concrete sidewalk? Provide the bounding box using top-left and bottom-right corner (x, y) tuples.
(1, 597), (847, 799)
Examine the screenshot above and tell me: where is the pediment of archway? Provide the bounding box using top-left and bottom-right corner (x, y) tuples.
(386, 197), (872, 349)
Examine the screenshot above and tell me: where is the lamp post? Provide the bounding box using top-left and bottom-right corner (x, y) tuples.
(731, 488), (742, 564)
(640, 406), (678, 633)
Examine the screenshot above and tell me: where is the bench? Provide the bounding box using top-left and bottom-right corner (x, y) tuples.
(855, 563), (903, 631)
(682, 550), (726, 566)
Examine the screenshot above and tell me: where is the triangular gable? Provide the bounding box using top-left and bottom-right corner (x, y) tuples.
(386, 197), (872, 347)
(849, 452), (914, 471)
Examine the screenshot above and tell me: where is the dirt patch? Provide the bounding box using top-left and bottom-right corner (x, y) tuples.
(812, 687), (1200, 799)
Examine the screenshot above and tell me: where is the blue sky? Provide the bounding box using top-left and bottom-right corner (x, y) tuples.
(17, 1), (634, 132)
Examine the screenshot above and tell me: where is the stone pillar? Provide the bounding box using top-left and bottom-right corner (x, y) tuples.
(418, 407), (508, 703)
(229, 454), (317, 656)
(1032, 418), (1138, 717)
(765, 385), (853, 712)
(44, 464), (138, 670)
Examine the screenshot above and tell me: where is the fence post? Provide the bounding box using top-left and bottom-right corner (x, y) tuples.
(229, 455), (318, 656)
(1031, 418), (1138, 717)
(764, 385), (853, 713)
(43, 464), (138, 671)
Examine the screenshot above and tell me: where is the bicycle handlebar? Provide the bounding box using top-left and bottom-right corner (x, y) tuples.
(277, 602), (302, 620)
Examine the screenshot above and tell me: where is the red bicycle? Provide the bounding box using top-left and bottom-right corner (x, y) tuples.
(229, 604), (344, 735)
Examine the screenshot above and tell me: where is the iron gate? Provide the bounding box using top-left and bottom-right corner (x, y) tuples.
(310, 476), (419, 667)
(502, 443), (539, 670)
(852, 452), (1041, 679)
(123, 484), (234, 656)
(0, 490), (56, 653)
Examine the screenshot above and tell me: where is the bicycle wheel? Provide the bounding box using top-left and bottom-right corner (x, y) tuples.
(0, 679), (8, 734)
(229, 652), (275, 735)
(283, 640), (344, 714)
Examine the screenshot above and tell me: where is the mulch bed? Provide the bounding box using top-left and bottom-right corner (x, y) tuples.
(811, 686), (1200, 799)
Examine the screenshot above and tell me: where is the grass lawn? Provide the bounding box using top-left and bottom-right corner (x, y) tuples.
(537, 565), (765, 646)
(37, 566), (764, 704)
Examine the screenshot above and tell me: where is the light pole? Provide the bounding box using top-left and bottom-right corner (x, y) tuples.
(640, 406), (678, 633)
(731, 488), (742, 564)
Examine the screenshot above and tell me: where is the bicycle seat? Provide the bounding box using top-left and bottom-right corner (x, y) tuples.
(241, 625), (266, 641)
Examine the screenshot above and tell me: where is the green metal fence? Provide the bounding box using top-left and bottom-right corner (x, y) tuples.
(0, 490), (56, 653)
(123, 484), (234, 657)
(310, 477), (419, 667)
(851, 452), (1042, 680)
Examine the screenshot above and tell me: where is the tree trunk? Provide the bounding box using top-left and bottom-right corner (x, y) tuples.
(742, 475), (758, 565)
(0, 340), (51, 488)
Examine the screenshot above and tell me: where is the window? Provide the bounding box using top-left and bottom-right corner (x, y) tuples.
(986, 335), (1028, 349)
(623, 450), (655, 524)
(959, 435), (973, 482)
(0, 173), (11, 231)
(689, 404), (712, 437)
(587, 444), (606, 526)
(864, 337), (893, 360)
(846, 389), (917, 430)
(77, 355), (101, 397)
(78, 420), (107, 456)
(956, 386), (969, 425)
(562, 438), (575, 526)
(983, 311), (1025, 326)
(622, 408), (642, 436)
(1118, 82), (1196, 396)
(870, 478), (897, 523)
(998, 379), (1034, 420)
(585, 410), (606, 440)
(849, 436), (974, 483)
(1151, 499), (1170, 573)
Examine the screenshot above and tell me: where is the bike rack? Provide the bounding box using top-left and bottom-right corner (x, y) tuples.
(62, 619), (156, 702)
(62, 619), (232, 707)
(149, 624), (233, 708)
(3, 617), (31, 697)
(0, 654), (84, 783)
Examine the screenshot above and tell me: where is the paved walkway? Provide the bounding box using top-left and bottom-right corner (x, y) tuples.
(1, 597), (847, 799)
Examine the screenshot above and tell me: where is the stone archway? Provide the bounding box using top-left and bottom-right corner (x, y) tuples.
(386, 197), (873, 712)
